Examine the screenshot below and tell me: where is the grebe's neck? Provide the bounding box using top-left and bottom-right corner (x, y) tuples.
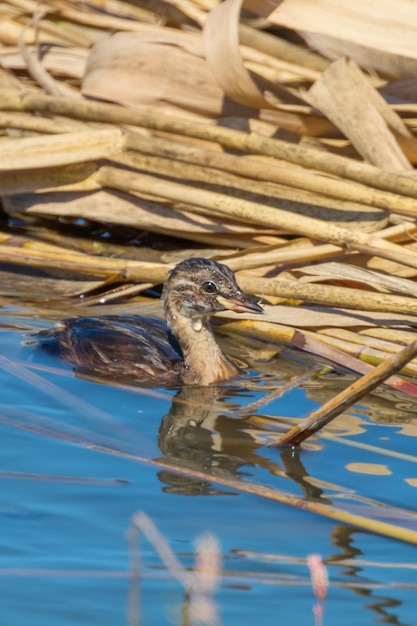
(165, 303), (239, 386)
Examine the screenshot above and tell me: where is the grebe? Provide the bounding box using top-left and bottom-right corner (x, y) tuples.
(38, 257), (263, 386)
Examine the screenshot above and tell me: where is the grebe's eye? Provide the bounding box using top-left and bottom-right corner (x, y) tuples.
(202, 280), (218, 294)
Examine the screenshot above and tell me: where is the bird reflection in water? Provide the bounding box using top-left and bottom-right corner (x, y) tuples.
(156, 384), (328, 501)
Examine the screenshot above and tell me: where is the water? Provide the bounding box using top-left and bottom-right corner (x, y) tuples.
(1, 310), (417, 626)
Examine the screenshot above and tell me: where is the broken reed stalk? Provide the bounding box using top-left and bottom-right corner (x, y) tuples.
(4, 91), (417, 198)
(275, 340), (417, 447)
(97, 165), (417, 272)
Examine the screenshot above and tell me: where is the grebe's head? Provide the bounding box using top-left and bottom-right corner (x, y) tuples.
(162, 257), (263, 323)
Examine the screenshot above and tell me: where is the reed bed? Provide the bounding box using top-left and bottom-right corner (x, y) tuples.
(2, 2), (417, 403)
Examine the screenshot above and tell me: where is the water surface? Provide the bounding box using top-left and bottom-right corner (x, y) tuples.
(1, 310), (417, 626)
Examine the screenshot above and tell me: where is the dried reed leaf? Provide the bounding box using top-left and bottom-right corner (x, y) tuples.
(203, 0), (302, 109)
(0, 267), (102, 301)
(257, 0), (417, 78)
(307, 58), (414, 171)
(221, 305), (417, 329)
(0, 128), (124, 170)
(1, 13), (96, 48)
(0, 163), (98, 195)
(297, 262), (417, 298)
(91, 0), (194, 26)
(48, 1), (163, 29)
(361, 328), (417, 345)
(319, 328), (408, 354)
(0, 19), (64, 45)
(34, 18), (98, 48)
(315, 337), (417, 377)
(0, 45), (88, 80)
(366, 242), (417, 278)
(0, 240), (168, 279)
(3, 189), (271, 248)
(82, 30), (252, 119)
(0, 111), (89, 135)
(381, 78), (417, 103)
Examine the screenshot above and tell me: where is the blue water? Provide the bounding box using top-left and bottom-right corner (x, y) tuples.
(1, 313), (417, 626)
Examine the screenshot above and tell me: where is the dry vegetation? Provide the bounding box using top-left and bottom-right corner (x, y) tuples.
(5, 0), (417, 548)
(2, 0), (417, 378)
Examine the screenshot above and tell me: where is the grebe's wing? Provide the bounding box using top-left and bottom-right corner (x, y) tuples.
(37, 315), (182, 385)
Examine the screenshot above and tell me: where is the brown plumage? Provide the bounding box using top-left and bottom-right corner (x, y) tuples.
(37, 257), (264, 386)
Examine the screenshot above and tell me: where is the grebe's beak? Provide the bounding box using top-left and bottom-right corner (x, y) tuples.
(216, 293), (264, 315)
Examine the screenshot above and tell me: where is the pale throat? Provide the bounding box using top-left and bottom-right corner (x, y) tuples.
(167, 310), (239, 385)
